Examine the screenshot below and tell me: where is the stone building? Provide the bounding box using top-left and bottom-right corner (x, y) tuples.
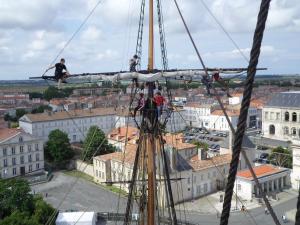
(262, 91), (300, 141)
(0, 128), (44, 179)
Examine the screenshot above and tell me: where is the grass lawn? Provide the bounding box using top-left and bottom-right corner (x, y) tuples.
(63, 170), (127, 196)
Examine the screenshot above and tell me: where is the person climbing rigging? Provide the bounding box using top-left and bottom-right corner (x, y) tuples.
(212, 71), (232, 98)
(154, 91), (165, 119)
(129, 54), (139, 88)
(133, 93), (145, 117)
(201, 74), (212, 96)
(45, 58), (70, 89)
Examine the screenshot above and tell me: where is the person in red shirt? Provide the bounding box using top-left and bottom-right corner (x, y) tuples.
(154, 92), (165, 118)
(212, 72), (232, 98)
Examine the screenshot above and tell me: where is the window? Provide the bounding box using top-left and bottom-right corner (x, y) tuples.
(73, 135), (76, 141)
(12, 158), (16, 165)
(292, 112), (297, 122)
(208, 172), (210, 179)
(3, 159), (7, 167)
(284, 127), (289, 135)
(265, 112), (269, 120)
(28, 145), (32, 152)
(270, 112), (274, 120)
(12, 147), (15, 155)
(187, 177), (190, 184)
(19, 136), (23, 142)
(96, 170), (98, 177)
(285, 112), (290, 121)
(20, 156), (24, 164)
(28, 154), (32, 162)
(35, 144), (39, 151)
(36, 153), (40, 161)
(29, 165), (32, 172)
(237, 184), (242, 191)
(196, 185), (201, 194)
(292, 127), (297, 136)
(20, 146), (24, 153)
(203, 183), (208, 193)
(213, 171), (216, 178)
(3, 148), (7, 156)
(269, 125), (275, 135)
(13, 168), (17, 175)
(36, 163), (40, 169)
(276, 113), (280, 120)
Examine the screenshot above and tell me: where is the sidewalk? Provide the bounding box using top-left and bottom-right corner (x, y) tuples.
(176, 188), (298, 215)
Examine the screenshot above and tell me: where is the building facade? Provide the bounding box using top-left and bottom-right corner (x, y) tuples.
(262, 92), (300, 141)
(0, 128), (44, 179)
(19, 108), (117, 143)
(234, 164), (290, 200)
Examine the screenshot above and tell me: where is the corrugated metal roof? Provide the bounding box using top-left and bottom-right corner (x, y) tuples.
(265, 92), (300, 108)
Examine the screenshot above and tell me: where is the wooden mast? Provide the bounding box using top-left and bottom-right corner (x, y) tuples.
(148, 0), (154, 71)
(147, 0), (156, 224)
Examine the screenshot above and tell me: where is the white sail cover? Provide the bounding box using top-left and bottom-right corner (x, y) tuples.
(76, 70), (211, 82)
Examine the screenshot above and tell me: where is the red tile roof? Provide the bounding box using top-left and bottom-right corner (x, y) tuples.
(237, 164), (285, 180)
(189, 154), (232, 171)
(0, 128), (22, 142)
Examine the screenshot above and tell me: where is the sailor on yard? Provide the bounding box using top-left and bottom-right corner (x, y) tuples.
(129, 54), (139, 88)
(45, 58), (70, 89)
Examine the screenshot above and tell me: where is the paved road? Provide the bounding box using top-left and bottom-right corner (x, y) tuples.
(32, 172), (129, 213)
(32, 172), (298, 225)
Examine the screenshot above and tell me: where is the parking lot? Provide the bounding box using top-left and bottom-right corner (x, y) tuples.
(32, 172), (129, 213)
(183, 127), (229, 153)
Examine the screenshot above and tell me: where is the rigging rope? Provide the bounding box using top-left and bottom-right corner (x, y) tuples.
(296, 185), (300, 224)
(135, 0), (146, 70)
(219, 1), (280, 225)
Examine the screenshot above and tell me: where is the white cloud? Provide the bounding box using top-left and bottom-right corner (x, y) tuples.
(81, 26), (102, 41)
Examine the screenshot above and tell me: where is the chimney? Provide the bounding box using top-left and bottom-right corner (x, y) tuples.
(198, 148), (207, 160)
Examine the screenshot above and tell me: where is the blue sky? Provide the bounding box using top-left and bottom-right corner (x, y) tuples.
(0, 0), (299, 80)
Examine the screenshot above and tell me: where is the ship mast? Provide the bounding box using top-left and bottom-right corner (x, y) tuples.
(146, 0), (156, 224)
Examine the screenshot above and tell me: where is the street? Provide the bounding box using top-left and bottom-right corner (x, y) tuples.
(32, 172), (298, 225)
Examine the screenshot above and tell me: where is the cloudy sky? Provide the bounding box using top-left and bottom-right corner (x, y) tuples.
(0, 0), (299, 80)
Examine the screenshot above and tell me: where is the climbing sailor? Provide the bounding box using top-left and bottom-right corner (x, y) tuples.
(212, 71), (232, 98)
(154, 91), (165, 119)
(133, 93), (145, 117)
(45, 58), (70, 89)
(201, 74), (212, 96)
(129, 54), (139, 88)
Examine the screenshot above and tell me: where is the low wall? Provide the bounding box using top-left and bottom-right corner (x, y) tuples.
(75, 159), (94, 177)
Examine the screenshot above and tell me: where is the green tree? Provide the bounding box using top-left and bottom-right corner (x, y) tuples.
(45, 129), (74, 164)
(0, 178), (55, 225)
(16, 109), (26, 119)
(268, 146), (292, 168)
(0, 179), (34, 219)
(191, 140), (209, 151)
(82, 126), (116, 162)
(44, 86), (65, 101)
(0, 211), (39, 225)
(29, 92), (44, 99)
(32, 196), (55, 224)
(31, 105), (52, 114)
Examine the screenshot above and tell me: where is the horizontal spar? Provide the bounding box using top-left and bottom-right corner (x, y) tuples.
(29, 67), (267, 80)
(102, 177), (186, 184)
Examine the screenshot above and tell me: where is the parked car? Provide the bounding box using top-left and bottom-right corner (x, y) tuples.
(260, 153), (269, 159)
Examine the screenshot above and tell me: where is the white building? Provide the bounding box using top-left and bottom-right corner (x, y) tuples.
(183, 103), (213, 128)
(19, 108), (117, 143)
(56, 211), (96, 225)
(0, 128), (44, 179)
(291, 140), (300, 190)
(262, 92), (300, 141)
(234, 164), (290, 200)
